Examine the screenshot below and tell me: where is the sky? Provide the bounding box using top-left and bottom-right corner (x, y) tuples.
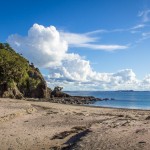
(1, 0), (150, 90)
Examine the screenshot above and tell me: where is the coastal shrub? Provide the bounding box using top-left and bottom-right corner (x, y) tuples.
(0, 46), (29, 86)
(0, 42), (48, 98)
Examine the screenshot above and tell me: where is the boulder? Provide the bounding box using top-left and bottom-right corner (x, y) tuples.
(0, 82), (23, 99)
(51, 86), (70, 98)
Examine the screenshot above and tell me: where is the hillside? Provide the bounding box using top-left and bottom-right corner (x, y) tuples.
(0, 43), (51, 99)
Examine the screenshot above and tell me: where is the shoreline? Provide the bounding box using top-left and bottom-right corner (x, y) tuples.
(86, 104), (150, 111)
(1, 98), (150, 150)
(26, 97), (150, 111)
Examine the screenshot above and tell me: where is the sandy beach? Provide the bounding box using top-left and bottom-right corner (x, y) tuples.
(1, 98), (150, 150)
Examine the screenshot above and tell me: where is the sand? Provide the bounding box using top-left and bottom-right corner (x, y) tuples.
(0, 98), (150, 150)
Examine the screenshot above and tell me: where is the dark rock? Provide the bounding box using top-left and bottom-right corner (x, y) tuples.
(145, 116), (150, 120)
(0, 82), (23, 99)
(48, 95), (102, 105)
(138, 141), (146, 144)
(51, 86), (70, 98)
(102, 98), (109, 100)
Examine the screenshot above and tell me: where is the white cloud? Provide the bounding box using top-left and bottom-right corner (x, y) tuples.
(142, 32), (150, 37)
(8, 24), (128, 69)
(138, 10), (150, 22)
(136, 31), (150, 43)
(48, 53), (93, 81)
(142, 74), (150, 84)
(45, 68), (142, 91)
(7, 23), (150, 90)
(85, 29), (108, 35)
(60, 31), (127, 51)
(73, 43), (128, 51)
(8, 23), (128, 68)
(8, 24), (68, 67)
(131, 24), (145, 30)
(60, 32), (96, 45)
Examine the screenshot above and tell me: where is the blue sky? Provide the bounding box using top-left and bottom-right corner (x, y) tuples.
(1, 0), (150, 90)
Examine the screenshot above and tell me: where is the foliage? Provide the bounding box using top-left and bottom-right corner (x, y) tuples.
(0, 43), (44, 92)
(0, 44), (29, 85)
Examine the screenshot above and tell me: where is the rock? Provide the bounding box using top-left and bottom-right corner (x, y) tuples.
(138, 141), (146, 144)
(0, 82), (23, 99)
(51, 86), (70, 98)
(102, 98), (109, 100)
(48, 95), (101, 105)
(145, 116), (150, 120)
(25, 80), (50, 98)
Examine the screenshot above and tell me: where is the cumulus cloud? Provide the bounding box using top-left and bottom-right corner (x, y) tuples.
(8, 24), (68, 67)
(45, 68), (141, 91)
(142, 75), (150, 84)
(44, 51), (139, 90)
(7, 23), (150, 90)
(47, 53), (94, 82)
(8, 23), (128, 68)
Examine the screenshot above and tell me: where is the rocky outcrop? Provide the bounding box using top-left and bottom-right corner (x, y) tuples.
(49, 96), (101, 105)
(51, 86), (70, 98)
(0, 43), (51, 99)
(0, 43), (106, 103)
(0, 82), (23, 99)
(19, 67), (51, 99)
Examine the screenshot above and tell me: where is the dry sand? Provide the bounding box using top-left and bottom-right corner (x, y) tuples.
(0, 98), (150, 150)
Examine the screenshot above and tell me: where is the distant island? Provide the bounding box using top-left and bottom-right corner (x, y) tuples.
(116, 90), (135, 92)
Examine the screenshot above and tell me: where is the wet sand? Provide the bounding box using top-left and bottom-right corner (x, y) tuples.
(0, 98), (150, 150)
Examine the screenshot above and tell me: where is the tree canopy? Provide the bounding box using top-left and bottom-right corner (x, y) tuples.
(0, 43), (44, 91)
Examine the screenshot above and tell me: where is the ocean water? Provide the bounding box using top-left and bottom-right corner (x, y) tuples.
(65, 91), (150, 110)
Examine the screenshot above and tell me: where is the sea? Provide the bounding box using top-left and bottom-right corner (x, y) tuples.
(65, 91), (150, 110)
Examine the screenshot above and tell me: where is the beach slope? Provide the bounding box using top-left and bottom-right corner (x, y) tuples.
(0, 98), (150, 150)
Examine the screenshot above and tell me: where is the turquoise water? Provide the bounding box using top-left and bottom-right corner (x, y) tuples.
(65, 91), (150, 110)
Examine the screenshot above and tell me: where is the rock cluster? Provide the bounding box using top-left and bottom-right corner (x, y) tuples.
(0, 82), (23, 99)
(48, 96), (101, 105)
